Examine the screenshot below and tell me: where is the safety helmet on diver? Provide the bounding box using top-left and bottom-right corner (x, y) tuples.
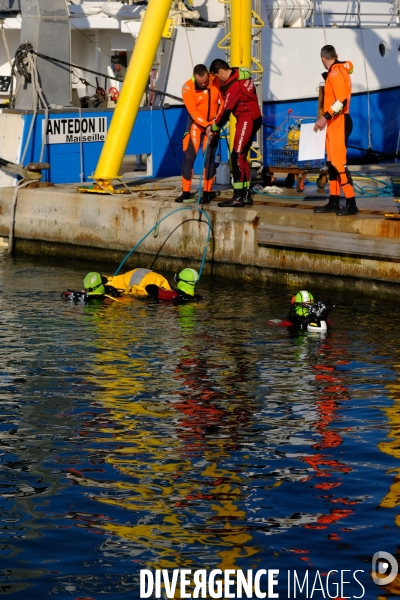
(175, 268), (199, 296)
(291, 290), (314, 316)
(83, 272), (107, 296)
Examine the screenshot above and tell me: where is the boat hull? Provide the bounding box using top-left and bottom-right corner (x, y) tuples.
(263, 85), (400, 161)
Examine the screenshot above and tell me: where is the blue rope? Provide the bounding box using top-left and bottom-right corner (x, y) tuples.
(114, 130), (220, 279)
(195, 137), (209, 207)
(350, 171), (393, 197)
(113, 206), (212, 279)
(193, 127), (228, 206)
(114, 138), (215, 280)
(252, 171), (394, 199)
(193, 124), (230, 207)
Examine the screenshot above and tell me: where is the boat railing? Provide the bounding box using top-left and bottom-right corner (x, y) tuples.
(266, 0), (399, 28)
(310, 0), (399, 27)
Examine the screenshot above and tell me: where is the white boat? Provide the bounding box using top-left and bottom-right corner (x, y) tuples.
(0, 0), (399, 184)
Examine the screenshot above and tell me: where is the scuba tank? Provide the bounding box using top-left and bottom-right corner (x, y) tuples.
(287, 125), (300, 150)
(216, 162), (231, 185)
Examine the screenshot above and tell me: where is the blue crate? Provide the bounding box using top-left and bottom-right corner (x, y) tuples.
(266, 115), (326, 170)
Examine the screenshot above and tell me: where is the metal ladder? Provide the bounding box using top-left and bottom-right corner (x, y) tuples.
(221, 0), (264, 171)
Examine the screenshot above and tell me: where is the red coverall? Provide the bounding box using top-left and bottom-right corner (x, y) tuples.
(323, 60), (355, 199)
(214, 67), (262, 191)
(181, 74), (222, 193)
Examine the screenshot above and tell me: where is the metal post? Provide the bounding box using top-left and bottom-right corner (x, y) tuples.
(231, 0), (252, 67)
(93, 0), (174, 187)
(229, 0), (252, 150)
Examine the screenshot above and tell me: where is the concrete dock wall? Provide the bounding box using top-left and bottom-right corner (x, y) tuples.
(0, 185), (399, 293)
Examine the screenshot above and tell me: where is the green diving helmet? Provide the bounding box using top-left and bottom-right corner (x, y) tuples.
(176, 268), (199, 296)
(83, 272), (106, 296)
(292, 290), (314, 316)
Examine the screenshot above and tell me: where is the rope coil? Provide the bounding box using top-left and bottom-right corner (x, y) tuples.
(7, 43), (50, 255)
(252, 171), (393, 199)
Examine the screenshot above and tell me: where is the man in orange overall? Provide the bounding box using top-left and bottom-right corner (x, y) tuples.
(314, 45), (358, 216)
(175, 64), (222, 205)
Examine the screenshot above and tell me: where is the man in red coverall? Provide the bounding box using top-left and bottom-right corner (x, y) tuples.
(209, 58), (262, 207)
(176, 64), (222, 205)
(313, 45), (358, 216)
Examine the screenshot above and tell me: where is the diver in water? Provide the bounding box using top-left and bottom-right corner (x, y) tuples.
(145, 268), (203, 303)
(288, 290), (334, 332)
(61, 272), (122, 303)
(61, 268), (172, 303)
(61, 268), (202, 304)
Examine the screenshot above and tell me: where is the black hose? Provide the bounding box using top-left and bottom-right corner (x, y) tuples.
(347, 144), (398, 160)
(9, 42), (34, 108)
(9, 43), (184, 108)
(152, 89), (183, 104)
(34, 50), (122, 83)
(191, 19), (223, 28)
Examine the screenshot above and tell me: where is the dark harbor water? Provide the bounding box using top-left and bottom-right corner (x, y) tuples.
(1, 250), (400, 599)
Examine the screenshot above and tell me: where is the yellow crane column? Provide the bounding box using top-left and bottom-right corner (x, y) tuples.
(92, 0), (174, 191)
(229, 0), (252, 150)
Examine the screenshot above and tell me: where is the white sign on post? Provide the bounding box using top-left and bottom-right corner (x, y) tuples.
(298, 123), (326, 161)
(42, 117), (108, 144)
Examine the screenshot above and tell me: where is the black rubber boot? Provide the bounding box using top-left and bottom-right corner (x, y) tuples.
(336, 198), (358, 216)
(201, 191), (217, 205)
(175, 191), (192, 203)
(218, 190), (244, 207)
(313, 195), (340, 213)
(243, 189), (253, 205)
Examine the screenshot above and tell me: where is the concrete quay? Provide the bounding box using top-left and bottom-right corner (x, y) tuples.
(0, 172), (399, 296)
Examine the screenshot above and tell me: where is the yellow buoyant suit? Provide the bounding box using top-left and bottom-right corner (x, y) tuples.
(107, 268), (171, 297)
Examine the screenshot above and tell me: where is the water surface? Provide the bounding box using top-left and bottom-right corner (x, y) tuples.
(0, 251), (399, 598)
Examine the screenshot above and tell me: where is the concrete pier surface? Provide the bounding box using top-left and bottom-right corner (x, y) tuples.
(0, 164), (399, 295)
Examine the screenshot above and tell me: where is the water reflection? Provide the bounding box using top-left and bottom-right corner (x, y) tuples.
(0, 252), (400, 597)
(375, 348), (400, 595)
(68, 298), (261, 578)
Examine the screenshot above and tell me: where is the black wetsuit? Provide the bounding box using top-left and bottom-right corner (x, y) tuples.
(288, 301), (333, 331)
(61, 285), (123, 303)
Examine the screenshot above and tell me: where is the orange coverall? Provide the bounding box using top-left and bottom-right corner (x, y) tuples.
(181, 74), (222, 193)
(323, 60), (355, 199)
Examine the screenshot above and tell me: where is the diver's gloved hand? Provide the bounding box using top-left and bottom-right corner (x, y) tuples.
(61, 290), (88, 302)
(208, 123), (220, 143)
(145, 284), (159, 298)
(145, 285), (179, 301)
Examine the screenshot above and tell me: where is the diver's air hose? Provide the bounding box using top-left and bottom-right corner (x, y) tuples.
(113, 206), (212, 279)
(114, 129), (223, 279)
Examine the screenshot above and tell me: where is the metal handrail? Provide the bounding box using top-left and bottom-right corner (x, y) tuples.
(312, 11), (396, 15)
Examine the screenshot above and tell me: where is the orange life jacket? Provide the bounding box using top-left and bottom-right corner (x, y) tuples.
(181, 74), (222, 128)
(323, 60), (353, 121)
